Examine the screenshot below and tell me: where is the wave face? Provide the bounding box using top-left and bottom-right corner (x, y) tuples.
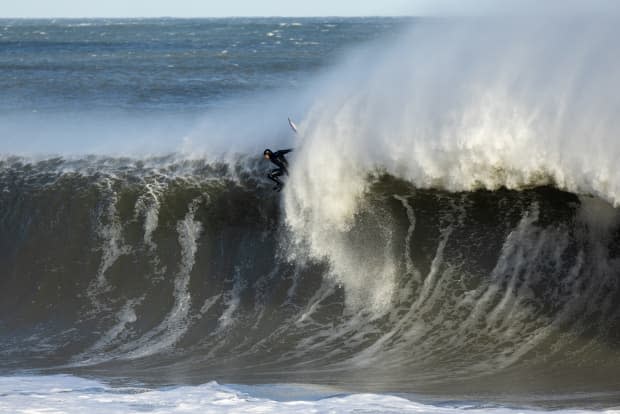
(1, 157), (620, 405)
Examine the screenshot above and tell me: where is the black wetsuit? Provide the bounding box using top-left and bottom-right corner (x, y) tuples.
(266, 149), (292, 191)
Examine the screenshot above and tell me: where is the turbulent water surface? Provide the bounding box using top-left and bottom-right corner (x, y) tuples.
(1, 16), (620, 413)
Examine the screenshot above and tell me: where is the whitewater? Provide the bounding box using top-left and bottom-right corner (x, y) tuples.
(2, 12), (620, 414)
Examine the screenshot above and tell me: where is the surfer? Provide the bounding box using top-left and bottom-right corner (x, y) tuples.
(264, 148), (293, 192)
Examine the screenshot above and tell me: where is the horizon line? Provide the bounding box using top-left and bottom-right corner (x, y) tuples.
(0, 15), (417, 19)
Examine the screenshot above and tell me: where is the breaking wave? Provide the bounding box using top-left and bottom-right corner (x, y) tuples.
(2, 13), (620, 408)
(1, 155), (620, 404)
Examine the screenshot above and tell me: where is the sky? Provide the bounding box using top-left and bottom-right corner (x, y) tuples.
(2, 0), (618, 18)
(1, 0), (414, 18)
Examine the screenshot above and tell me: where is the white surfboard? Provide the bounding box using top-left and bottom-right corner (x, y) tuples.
(288, 117), (298, 134)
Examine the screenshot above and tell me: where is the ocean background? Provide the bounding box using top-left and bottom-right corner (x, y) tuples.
(2, 17), (620, 413)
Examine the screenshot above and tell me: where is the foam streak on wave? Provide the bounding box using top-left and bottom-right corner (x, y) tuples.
(119, 197), (203, 360)
(86, 178), (130, 312)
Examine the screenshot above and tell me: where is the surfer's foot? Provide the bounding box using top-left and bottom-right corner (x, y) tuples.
(274, 185), (283, 192)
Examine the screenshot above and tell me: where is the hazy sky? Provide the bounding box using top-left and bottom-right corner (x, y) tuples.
(2, 0), (618, 18)
(2, 0), (414, 18)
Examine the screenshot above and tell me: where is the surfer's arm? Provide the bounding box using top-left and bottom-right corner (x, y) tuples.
(279, 149), (294, 155)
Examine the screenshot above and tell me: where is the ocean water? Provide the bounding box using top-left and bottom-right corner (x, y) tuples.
(2, 16), (620, 413)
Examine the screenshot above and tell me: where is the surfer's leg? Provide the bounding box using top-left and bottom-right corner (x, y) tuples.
(267, 169), (284, 190)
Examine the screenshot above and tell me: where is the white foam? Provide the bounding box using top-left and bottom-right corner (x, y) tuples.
(133, 179), (167, 251)
(217, 268), (245, 329)
(393, 195), (420, 283)
(117, 198), (203, 360)
(75, 298), (143, 365)
(199, 294), (221, 315)
(0, 375), (615, 414)
(86, 178), (131, 310)
(283, 16), (620, 314)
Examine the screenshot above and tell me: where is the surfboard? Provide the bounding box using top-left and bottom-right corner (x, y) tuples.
(288, 117), (298, 134)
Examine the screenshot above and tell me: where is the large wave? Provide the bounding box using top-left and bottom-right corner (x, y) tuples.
(2, 12), (620, 406)
(1, 156), (620, 404)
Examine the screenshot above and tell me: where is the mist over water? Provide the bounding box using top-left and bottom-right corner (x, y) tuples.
(0, 17), (403, 156)
(2, 14), (620, 412)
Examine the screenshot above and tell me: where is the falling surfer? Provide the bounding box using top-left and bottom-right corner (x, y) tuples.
(264, 148), (293, 192)
(263, 117), (298, 192)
